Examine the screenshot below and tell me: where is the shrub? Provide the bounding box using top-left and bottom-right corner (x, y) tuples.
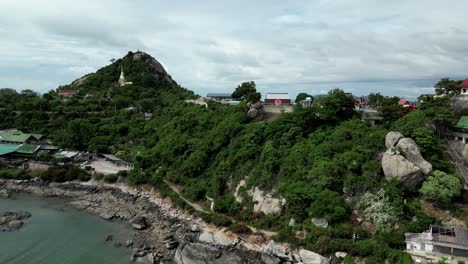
(229, 223), (252, 235)
(420, 171), (462, 206)
(103, 174), (118, 183)
(40, 166), (90, 182)
(0, 167), (30, 180)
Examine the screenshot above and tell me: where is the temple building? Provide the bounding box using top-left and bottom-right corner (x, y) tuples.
(118, 66), (133, 86)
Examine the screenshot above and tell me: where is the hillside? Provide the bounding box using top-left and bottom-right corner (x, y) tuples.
(0, 53), (465, 263)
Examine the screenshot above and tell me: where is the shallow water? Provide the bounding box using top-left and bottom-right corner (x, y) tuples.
(0, 194), (133, 264)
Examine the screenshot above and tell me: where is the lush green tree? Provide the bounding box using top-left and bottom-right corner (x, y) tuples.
(380, 96), (407, 125)
(308, 189), (347, 223)
(231, 81), (261, 102)
(368, 92), (385, 108)
(434, 78), (461, 95)
(315, 89), (355, 121)
(295, 93), (313, 103)
(420, 171), (462, 205)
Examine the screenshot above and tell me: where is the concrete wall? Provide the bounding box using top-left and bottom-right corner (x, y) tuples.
(28, 162), (51, 172)
(263, 105), (294, 114)
(407, 241), (434, 252)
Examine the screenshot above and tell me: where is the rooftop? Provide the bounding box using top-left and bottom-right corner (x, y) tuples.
(455, 116), (468, 130)
(0, 144), (19, 156)
(266, 93), (290, 100)
(0, 131), (43, 143)
(16, 144), (41, 154)
(459, 79), (468, 88)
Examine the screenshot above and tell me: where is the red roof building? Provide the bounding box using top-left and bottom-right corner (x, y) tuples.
(398, 99), (416, 110)
(459, 79), (468, 95)
(58, 90), (77, 97)
(264, 93), (291, 105)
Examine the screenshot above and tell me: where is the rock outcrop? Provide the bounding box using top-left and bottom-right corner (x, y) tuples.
(0, 211), (31, 231)
(0, 179), (264, 263)
(250, 187), (285, 215)
(385, 131), (404, 149)
(382, 132), (433, 190)
(247, 102), (264, 121)
(299, 249), (330, 264)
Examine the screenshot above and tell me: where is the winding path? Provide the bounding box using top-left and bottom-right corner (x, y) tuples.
(163, 180), (277, 238)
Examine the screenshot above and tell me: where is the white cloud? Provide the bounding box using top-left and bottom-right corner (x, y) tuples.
(0, 0), (467, 98)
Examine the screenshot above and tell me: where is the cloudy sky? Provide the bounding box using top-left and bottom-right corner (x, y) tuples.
(1, 0), (467, 99)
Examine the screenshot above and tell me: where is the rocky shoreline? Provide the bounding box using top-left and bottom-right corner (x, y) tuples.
(0, 179), (329, 264)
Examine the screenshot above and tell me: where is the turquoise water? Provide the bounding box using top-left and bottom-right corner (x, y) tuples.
(0, 194), (133, 264)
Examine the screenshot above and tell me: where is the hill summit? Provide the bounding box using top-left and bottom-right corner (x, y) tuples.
(69, 51), (177, 91)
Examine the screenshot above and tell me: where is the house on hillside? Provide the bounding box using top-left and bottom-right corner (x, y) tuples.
(301, 97), (313, 107)
(58, 90), (78, 97)
(399, 99), (417, 110)
(459, 79), (468, 95)
(264, 93), (292, 106)
(0, 130), (44, 145)
(406, 225), (468, 258)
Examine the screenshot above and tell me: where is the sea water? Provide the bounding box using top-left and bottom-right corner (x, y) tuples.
(0, 194), (133, 264)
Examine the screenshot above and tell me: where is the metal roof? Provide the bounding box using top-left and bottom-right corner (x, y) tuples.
(53, 151), (79, 159)
(455, 116), (468, 130)
(16, 144), (41, 154)
(102, 154), (122, 162)
(266, 93), (290, 100)
(0, 131), (43, 143)
(0, 144), (18, 156)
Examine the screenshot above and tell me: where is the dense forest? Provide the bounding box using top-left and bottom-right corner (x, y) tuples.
(0, 51), (465, 263)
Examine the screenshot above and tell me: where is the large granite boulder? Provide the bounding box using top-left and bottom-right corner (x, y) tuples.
(174, 242), (242, 264)
(385, 131), (404, 148)
(382, 132), (433, 190)
(397, 138), (433, 175)
(250, 187), (285, 215)
(299, 249), (330, 264)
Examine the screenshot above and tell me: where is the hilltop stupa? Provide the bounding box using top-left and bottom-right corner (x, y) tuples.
(118, 66), (133, 86)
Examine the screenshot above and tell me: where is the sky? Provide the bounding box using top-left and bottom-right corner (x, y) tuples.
(1, 0), (468, 100)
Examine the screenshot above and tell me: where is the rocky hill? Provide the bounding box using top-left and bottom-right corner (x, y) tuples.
(61, 51), (185, 95)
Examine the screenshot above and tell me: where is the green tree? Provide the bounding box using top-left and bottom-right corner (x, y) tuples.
(434, 78), (461, 95)
(368, 93), (385, 108)
(231, 81), (261, 102)
(315, 89), (355, 121)
(420, 171), (462, 205)
(308, 189), (347, 223)
(295, 93), (313, 103)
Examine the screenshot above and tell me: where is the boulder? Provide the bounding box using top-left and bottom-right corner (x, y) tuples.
(250, 187), (285, 215)
(247, 108), (259, 118)
(335, 251), (347, 259)
(382, 152), (423, 191)
(0, 189), (10, 199)
(190, 224), (201, 232)
(299, 249), (330, 264)
(7, 220), (23, 230)
(130, 215), (148, 230)
(397, 138), (432, 175)
(174, 242), (242, 264)
(261, 253), (282, 264)
(385, 131), (404, 148)
(263, 241), (293, 262)
(198, 230), (232, 246)
(311, 218), (329, 228)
